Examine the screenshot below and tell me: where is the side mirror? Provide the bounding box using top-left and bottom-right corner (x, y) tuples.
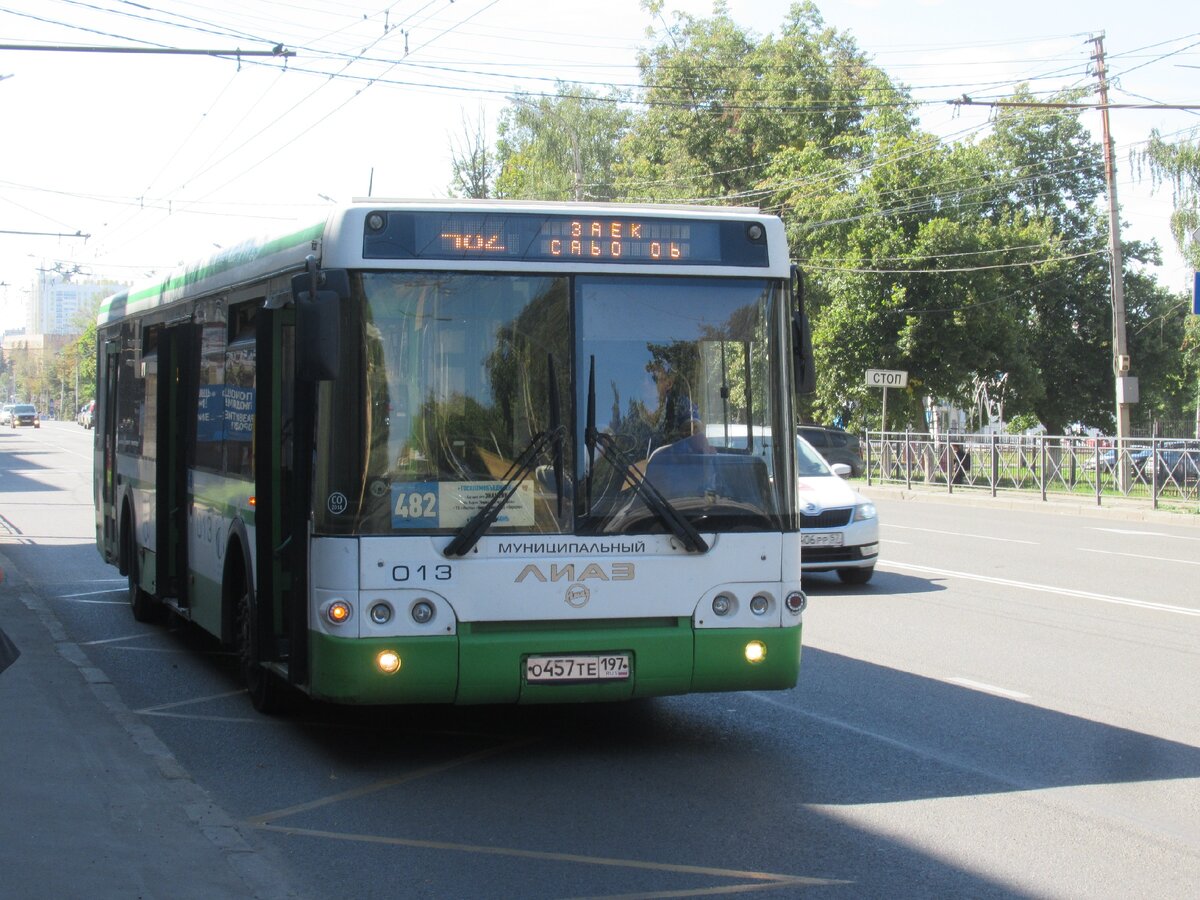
(791, 266), (815, 396)
(290, 264), (349, 381)
(830, 462), (852, 478)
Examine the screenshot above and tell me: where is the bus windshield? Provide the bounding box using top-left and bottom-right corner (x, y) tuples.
(313, 272), (796, 537)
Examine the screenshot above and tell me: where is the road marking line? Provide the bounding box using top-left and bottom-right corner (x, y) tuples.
(1079, 547), (1200, 567)
(884, 524), (1037, 545)
(80, 632), (160, 646)
(1091, 527), (1200, 542)
(880, 560), (1200, 617)
(946, 677), (1031, 700)
(250, 823), (846, 889)
(59, 588), (127, 599)
(247, 740), (538, 825)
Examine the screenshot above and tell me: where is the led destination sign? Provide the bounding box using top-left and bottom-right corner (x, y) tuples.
(362, 211), (770, 267)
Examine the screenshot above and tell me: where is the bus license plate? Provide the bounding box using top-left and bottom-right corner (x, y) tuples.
(525, 654), (630, 683)
(802, 533), (844, 547)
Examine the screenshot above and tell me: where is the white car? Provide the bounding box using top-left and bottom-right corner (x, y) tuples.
(704, 425), (878, 584)
(795, 434), (878, 584)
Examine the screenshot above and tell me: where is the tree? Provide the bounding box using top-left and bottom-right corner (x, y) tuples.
(1139, 130), (1200, 436)
(494, 85), (631, 200)
(448, 109), (496, 199)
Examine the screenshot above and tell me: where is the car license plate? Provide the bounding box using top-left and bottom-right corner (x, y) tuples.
(525, 654), (630, 683)
(802, 532), (844, 547)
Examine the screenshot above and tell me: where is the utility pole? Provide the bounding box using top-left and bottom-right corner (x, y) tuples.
(1091, 33), (1136, 483)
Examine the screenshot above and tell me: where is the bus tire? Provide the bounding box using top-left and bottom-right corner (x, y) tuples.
(124, 519), (159, 623)
(236, 581), (287, 714)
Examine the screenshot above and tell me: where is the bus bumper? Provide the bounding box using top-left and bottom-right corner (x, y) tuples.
(307, 620), (802, 705)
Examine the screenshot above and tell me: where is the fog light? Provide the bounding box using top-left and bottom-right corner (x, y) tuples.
(744, 640), (767, 664)
(325, 599), (352, 625)
(369, 601), (393, 625)
(785, 591), (807, 614)
(712, 593), (734, 616)
(411, 600), (434, 624)
(376, 650), (401, 673)
(750, 594), (770, 616)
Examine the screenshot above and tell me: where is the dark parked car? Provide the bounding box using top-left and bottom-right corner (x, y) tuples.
(10, 404), (40, 428)
(797, 425), (865, 477)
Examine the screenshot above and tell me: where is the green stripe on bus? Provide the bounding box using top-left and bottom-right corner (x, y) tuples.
(306, 621), (802, 705)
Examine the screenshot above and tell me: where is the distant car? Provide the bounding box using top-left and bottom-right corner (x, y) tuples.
(795, 434), (878, 584)
(798, 425), (865, 477)
(1152, 446), (1200, 484)
(705, 425), (879, 583)
(0, 404), (13, 426)
(77, 399), (95, 429)
(10, 404), (40, 428)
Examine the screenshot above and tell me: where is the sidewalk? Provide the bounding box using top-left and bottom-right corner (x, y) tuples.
(0, 551), (306, 900)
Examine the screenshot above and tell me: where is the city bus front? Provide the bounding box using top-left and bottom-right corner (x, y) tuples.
(302, 207), (806, 704)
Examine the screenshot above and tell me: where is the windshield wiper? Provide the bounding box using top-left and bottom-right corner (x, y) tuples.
(443, 425), (564, 558)
(444, 355), (565, 558)
(584, 356), (709, 554)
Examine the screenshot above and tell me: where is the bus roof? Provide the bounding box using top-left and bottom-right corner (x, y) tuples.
(97, 200), (788, 327)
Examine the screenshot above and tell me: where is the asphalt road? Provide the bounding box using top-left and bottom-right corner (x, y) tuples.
(3, 421), (1199, 898)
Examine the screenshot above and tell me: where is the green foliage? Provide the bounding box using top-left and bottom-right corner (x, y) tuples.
(462, 4), (1197, 438)
(494, 85), (631, 200)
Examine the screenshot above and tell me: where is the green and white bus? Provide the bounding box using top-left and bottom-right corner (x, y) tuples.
(95, 200), (815, 711)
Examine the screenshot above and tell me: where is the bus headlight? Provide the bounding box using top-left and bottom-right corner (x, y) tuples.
(712, 593), (735, 616)
(324, 599), (352, 625)
(369, 601), (393, 625)
(376, 650), (401, 673)
(749, 594), (770, 616)
(411, 599), (435, 624)
(744, 640), (767, 664)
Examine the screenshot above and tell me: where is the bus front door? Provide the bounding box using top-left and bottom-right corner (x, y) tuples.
(98, 339), (122, 564)
(254, 307), (305, 685)
(155, 324), (197, 606)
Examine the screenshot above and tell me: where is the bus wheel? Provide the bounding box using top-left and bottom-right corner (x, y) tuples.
(126, 535), (159, 623)
(236, 585), (287, 714)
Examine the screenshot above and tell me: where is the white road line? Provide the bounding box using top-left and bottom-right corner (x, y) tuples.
(1079, 547), (1200, 567)
(880, 560), (1200, 618)
(59, 588), (126, 599)
(884, 524), (1038, 545)
(945, 677), (1031, 700)
(1091, 527), (1200, 542)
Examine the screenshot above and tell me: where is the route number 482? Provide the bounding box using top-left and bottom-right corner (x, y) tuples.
(394, 490), (437, 519)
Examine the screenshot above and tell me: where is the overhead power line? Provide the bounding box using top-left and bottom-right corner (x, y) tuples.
(0, 228), (91, 239)
(952, 96), (1200, 111)
(0, 42), (294, 58)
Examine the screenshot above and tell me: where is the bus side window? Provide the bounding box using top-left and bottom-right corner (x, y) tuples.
(225, 340), (255, 478)
(195, 323), (225, 472)
(116, 324), (145, 457)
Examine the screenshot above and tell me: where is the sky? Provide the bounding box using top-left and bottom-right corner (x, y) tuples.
(1, 0), (1197, 332)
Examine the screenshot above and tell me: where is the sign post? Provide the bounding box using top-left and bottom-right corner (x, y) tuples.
(865, 369), (909, 434)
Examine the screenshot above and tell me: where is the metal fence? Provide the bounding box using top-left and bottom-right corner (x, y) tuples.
(864, 432), (1200, 511)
